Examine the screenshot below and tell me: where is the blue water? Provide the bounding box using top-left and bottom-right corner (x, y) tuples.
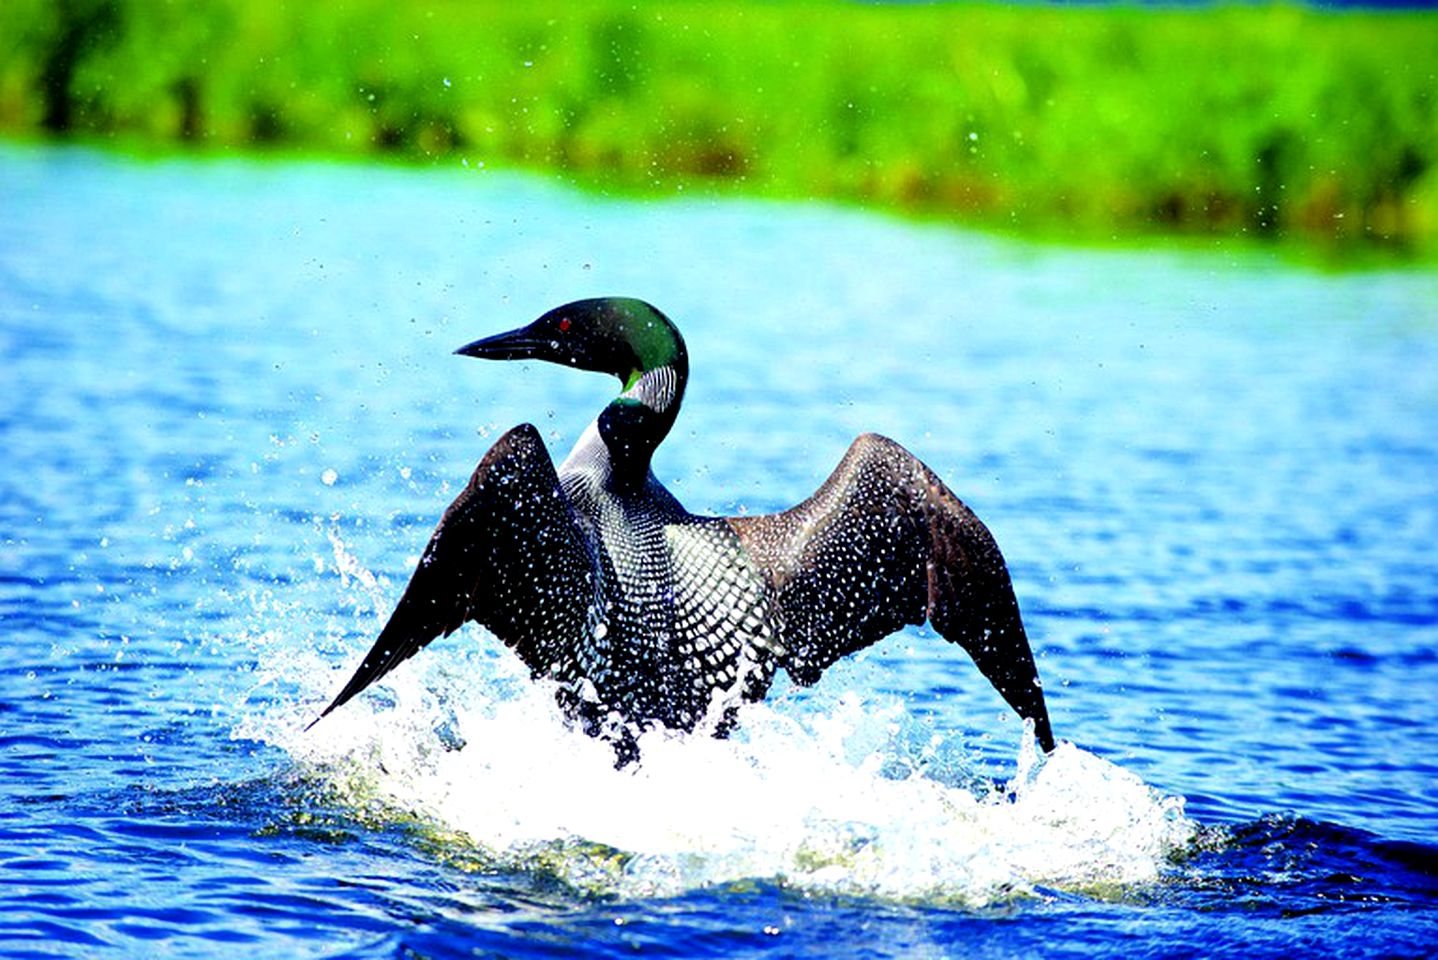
(2, 144), (1436, 958)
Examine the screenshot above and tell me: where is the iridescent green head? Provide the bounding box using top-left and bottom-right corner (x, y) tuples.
(456, 297), (687, 390)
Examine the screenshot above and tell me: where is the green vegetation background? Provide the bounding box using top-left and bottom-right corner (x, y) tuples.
(2, 0), (1435, 255)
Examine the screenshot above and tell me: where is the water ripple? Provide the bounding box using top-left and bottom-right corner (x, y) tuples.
(1, 143), (1435, 956)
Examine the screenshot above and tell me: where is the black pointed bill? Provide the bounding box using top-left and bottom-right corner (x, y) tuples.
(455, 326), (547, 361)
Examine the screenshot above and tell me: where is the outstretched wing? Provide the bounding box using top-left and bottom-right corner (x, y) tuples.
(311, 423), (594, 725)
(727, 433), (1055, 752)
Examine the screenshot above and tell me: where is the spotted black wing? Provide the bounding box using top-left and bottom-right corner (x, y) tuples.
(728, 433), (1055, 751)
(311, 423), (594, 724)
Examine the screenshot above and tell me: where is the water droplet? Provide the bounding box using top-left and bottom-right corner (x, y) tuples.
(321, 468), (339, 486)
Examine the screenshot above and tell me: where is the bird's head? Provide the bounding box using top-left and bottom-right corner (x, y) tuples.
(456, 297), (686, 389)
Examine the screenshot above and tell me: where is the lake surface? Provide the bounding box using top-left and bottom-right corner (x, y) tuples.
(1, 144), (1435, 957)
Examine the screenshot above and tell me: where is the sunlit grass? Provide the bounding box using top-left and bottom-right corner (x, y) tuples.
(2, 0), (1434, 254)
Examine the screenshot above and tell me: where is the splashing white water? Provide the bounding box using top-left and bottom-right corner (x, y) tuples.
(239, 646), (1192, 905)
(236, 528), (1194, 905)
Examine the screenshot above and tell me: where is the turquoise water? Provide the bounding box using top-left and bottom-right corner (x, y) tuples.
(2, 145), (1436, 957)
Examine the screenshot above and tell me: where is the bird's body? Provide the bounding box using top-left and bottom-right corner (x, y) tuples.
(315, 298), (1055, 761)
(551, 417), (782, 753)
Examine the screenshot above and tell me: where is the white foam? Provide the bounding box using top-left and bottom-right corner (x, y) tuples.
(234, 526), (1193, 904)
(237, 627), (1194, 906)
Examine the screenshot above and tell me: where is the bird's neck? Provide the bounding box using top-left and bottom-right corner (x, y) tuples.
(596, 359), (687, 491)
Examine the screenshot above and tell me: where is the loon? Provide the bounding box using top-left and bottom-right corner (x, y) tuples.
(313, 297), (1055, 762)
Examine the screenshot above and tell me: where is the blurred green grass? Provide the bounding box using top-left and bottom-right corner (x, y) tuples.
(2, 0), (1435, 255)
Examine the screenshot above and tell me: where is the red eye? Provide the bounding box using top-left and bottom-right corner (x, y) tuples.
(558, 317), (571, 332)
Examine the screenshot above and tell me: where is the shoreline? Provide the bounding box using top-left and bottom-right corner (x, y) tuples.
(3, 1), (1434, 261)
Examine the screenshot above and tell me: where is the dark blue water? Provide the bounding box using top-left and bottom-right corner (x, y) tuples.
(2, 145), (1435, 957)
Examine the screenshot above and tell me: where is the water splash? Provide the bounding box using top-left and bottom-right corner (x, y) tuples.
(237, 617), (1193, 907)
(229, 523), (1194, 904)
(322, 523), (391, 614)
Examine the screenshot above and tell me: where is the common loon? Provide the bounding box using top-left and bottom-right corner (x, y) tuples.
(313, 297), (1056, 761)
